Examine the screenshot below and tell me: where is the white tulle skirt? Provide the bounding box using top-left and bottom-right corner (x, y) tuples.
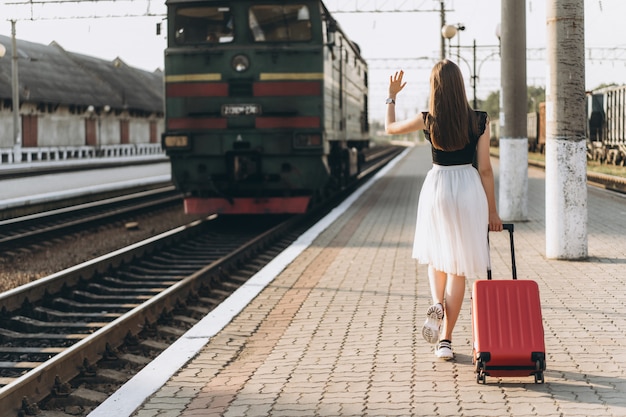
(412, 164), (490, 278)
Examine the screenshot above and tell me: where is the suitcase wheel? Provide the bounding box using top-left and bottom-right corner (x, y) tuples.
(534, 359), (545, 384)
(534, 371), (544, 384)
(475, 359), (487, 384)
(476, 371), (487, 384)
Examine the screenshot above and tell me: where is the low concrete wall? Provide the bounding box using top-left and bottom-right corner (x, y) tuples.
(0, 143), (164, 164)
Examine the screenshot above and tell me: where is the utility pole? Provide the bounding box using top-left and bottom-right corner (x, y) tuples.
(545, 0), (587, 259)
(498, 0), (527, 221)
(472, 39), (477, 109)
(439, 1), (446, 60)
(11, 20), (21, 162)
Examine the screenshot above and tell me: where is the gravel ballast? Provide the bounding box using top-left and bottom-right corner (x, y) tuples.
(0, 207), (205, 293)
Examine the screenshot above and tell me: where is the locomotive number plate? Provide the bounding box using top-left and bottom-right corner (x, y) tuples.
(222, 104), (261, 116)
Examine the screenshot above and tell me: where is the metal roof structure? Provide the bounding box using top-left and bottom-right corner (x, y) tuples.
(0, 35), (163, 114)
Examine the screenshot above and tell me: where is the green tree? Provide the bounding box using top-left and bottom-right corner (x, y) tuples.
(482, 91), (500, 120)
(527, 86), (545, 112)
(481, 86), (546, 119)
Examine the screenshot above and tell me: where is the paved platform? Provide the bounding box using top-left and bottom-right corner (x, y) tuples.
(90, 144), (626, 417)
(0, 160), (171, 212)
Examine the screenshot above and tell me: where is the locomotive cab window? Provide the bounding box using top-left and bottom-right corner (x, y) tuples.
(174, 6), (233, 44)
(249, 5), (311, 42)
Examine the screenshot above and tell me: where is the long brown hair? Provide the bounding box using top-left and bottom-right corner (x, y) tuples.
(427, 59), (478, 151)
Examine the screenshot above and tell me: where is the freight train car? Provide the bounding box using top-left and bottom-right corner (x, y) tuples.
(587, 85), (626, 165)
(161, 1), (370, 214)
(497, 91), (625, 166)
(527, 102), (546, 153)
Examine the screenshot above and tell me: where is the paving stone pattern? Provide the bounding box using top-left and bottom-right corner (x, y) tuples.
(132, 145), (626, 417)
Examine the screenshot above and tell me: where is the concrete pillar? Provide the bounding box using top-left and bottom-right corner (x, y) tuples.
(545, 0), (587, 259)
(499, 0), (528, 221)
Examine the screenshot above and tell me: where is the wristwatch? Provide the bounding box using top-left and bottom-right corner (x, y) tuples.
(385, 98), (395, 105)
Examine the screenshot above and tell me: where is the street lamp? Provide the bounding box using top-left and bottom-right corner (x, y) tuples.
(441, 23), (465, 59)
(441, 25), (500, 109)
(441, 24), (457, 58)
(0, 21), (21, 162)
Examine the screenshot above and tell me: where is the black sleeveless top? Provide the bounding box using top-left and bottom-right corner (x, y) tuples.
(421, 111), (488, 166)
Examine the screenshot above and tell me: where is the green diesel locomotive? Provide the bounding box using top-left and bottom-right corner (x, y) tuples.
(162, 1), (370, 214)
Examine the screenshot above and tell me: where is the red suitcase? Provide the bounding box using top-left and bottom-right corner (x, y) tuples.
(472, 223), (546, 384)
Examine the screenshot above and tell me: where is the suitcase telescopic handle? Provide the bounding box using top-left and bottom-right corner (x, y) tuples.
(487, 223), (517, 280)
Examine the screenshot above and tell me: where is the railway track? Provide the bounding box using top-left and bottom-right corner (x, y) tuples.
(0, 214), (294, 416)
(526, 158), (626, 194)
(490, 149), (626, 194)
(0, 186), (181, 251)
(0, 146), (405, 417)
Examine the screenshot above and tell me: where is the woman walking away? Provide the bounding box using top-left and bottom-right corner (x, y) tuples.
(384, 60), (503, 360)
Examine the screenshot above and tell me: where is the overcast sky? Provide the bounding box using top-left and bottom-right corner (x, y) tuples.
(2, 0), (624, 122)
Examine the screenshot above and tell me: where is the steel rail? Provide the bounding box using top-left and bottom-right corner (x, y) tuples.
(0, 145), (406, 415)
(0, 186), (180, 247)
(0, 211), (300, 415)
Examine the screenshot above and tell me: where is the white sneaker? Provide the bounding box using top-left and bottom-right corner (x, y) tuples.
(421, 303), (444, 344)
(435, 340), (454, 360)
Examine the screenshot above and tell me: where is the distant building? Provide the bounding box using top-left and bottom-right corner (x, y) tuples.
(0, 35), (164, 162)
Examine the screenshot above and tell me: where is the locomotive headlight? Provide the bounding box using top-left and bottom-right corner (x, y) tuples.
(232, 54), (250, 72)
(163, 134), (189, 149)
